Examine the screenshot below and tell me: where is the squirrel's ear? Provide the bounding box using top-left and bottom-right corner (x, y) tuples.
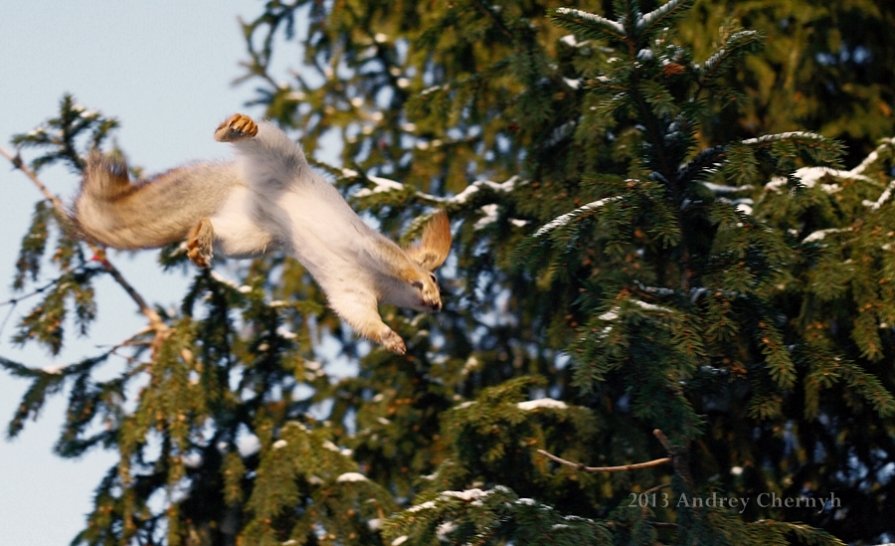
(406, 211), (451, 271)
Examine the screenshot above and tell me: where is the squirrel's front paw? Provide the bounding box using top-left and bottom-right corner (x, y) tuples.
(380, 328), (406, 355)
(214, 113), (258, 142)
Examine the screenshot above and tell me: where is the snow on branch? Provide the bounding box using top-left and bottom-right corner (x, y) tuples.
(335, 472), (368, 483)
(637, 0), (691, 32)
(451, 176), (521, 205)
(551, 7), (625, 40)
(405, 487), (507, 515)
(350, 170), (523, 207)
(517, 398), (568, 411)
(352, 174), (405, 198)
(698, 30), (761, 77)
(802, 228), (848, 244)
(740, 131), (826, 146)
(700, 181), (753, 194)
(794, 166), (871, 190)
(852, 137), (895, 175)
(534, 195), (623, 237)
(864, 180), (895, 210)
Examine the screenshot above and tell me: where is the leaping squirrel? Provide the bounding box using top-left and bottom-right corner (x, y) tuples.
(74, 113), (452, 354)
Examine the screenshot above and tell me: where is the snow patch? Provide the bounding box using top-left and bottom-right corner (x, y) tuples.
(322, 440), (352, 457)
(276, 326), (297, 340)
(598, 307), (619, 321)
(336, 472), (368, 483)
(462, 356), (481, 374)
(407, 500), (436, 513)
(517, 398), (568, 411)
(735, 202), (753, 216)
(701, 182), (753, 194)
(474, 204), (499, 230)
(441, 488), (490, 501)
(436, 521), (457, 540)
(764, 176), (788, 193)
(802, 228), (845, 243)
(560, 34), (578, 47)
(453, 176), (520, 204)
(630, 299), (673, 313)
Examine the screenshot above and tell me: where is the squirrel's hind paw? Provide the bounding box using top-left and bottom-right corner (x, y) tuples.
(214, 113), (258, 142)
(380, 329), (407, 355)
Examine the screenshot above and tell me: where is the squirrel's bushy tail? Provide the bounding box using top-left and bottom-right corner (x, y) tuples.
(74, 152), (241, 249)
(81, 152), (133, 200)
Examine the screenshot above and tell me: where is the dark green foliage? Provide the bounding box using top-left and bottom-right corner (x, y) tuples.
(680, 0), (895, 166)
(4, 1), (895, 545)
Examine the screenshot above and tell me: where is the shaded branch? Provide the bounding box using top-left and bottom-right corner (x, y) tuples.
(653, 428), (695, 488)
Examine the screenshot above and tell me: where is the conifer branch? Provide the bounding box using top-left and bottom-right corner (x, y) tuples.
(537, 448), (671, 473)
(0, 145), (168, 337)
(0, 264), (90, 308)
(471, 0), (515, 40)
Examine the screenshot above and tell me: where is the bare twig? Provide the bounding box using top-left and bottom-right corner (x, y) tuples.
(0, 145), (168, 337)
(537, 448), (671, 473)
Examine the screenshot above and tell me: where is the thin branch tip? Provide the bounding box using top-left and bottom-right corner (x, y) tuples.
(537, 447), (671, 473)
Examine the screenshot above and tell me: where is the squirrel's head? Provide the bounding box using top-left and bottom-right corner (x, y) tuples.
(395, 211), (452, 313)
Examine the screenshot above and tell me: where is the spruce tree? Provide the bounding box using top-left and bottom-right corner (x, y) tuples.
(3, 1), (894, 545)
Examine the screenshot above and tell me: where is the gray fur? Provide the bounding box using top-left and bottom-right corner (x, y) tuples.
(75, 154), (243, 249)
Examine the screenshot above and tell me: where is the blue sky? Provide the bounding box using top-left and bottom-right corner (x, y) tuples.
(0, 3), (273, 543)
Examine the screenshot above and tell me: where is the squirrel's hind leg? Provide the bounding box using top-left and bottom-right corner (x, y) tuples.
(186, 218), (215, 268)
(328, 292), (407, 355)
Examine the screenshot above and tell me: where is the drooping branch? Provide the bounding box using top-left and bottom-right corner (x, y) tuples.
(0, 145), (167, 336)
(537, 428), (694, 482)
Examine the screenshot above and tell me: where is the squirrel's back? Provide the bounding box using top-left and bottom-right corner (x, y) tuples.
(75, 153), (243, 249)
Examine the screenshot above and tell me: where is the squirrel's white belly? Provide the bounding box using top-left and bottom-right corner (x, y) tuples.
(210, 186), (275, 257)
